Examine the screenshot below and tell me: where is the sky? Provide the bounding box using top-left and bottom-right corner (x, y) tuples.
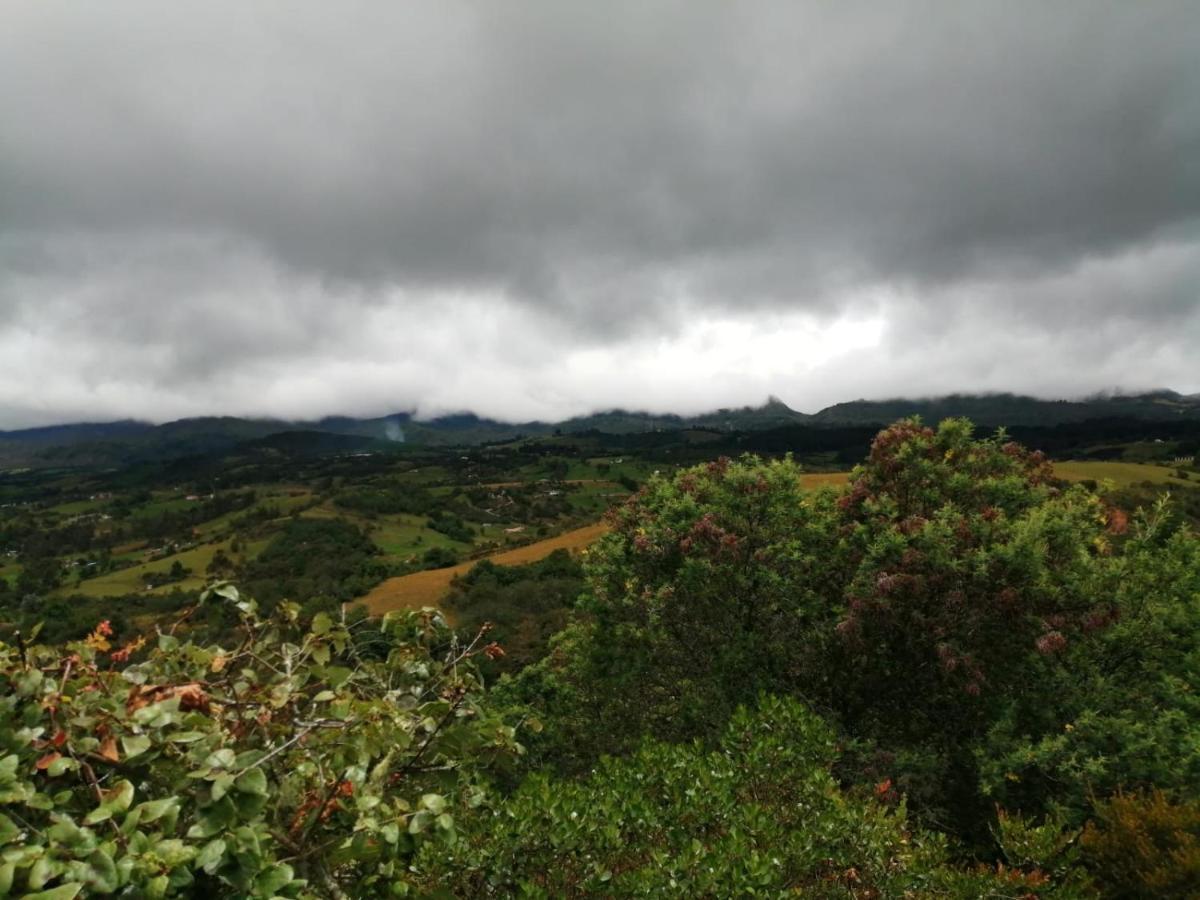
(1, 1), (1198, 429)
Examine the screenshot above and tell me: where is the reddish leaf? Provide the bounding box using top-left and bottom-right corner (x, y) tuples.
(98, 735), (120, 763)
(35, 751), (62, 771)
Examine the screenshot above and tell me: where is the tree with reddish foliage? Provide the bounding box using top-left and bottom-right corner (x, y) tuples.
(830, 418), (1115, 835)
(544, 453), (846, 759)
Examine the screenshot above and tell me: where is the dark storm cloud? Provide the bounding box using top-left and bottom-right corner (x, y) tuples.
(0, 1), (1198, 427)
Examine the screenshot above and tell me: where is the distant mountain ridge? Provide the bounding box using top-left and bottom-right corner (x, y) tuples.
(811, 390), (1200, 427)
(2, 390), (1198, 467)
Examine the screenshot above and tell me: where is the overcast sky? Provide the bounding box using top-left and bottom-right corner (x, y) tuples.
(1, 1), (1198, 428)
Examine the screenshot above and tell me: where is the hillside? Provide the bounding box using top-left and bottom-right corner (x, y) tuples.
(812, 390), (1200, 427)
(3, 391), (1200, 467)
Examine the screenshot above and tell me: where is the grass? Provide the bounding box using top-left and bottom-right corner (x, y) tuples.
(130, 494), (201, 518)
(63, 536), (269, 599)
(365, 514), (469, 560)
(360, 522), (610, 618)
(0, 562), (21, 589)
(194, 488), (314, 538)
(300, 503), (474, 563)
(49, 498), (107, 516)
(1052, 461), (1182, 486)
(799, 471), (851, 489)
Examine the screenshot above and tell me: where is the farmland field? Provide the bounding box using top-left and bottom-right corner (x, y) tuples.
(799, 471), (851, 488)
(359, 521), (610, 617)
(1052, 460), (1182, 486)
(63, 537), (270, 598)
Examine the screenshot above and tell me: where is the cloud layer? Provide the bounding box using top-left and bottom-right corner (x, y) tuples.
(2, 1), (1198, 427)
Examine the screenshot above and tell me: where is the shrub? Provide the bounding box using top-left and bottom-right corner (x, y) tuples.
(412, 696), (1089, 897)
(0, 586), (521, 898)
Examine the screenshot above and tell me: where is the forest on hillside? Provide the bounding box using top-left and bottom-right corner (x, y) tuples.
(1, 419), (1199, 897)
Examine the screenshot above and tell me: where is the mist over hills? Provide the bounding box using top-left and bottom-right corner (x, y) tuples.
(2, 390), (1199, 468)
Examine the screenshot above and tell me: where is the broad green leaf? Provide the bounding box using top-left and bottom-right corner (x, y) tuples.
(134, 797), (178, 824)
(46, 756), (76, 778)
(195, 838), (226, 874)
(234, 768), (269, 798)
(253, 862), (295, 895)
(0, 813), (19, 844)
(23, 884), (84, 900)
(420, 793), (447, 815)
(85, 849), (118, 893)
(121, 734), (153, 758)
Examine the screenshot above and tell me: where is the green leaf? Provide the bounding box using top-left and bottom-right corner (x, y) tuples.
(23, 884), (84, 900)
(204, 749), (236, 770)
(167, 731), (205, 744)
(408, 811), (432, 835)
(0, 813), (19, 844)
(311, 612), (333, 635)
(420, 793), (447, 815)
(253, 862), (295, 895)
(211, 775), (234, 801)
(121, 734), (153, 758)
(234, 768), (269, 798)
(85, 848), (119, 893)
(106, 780), (135, 813)
(196, 838), (226, 874)
(46, 756), (76, 778)
(134, 797), (178, 824)
(83, 805), (113, 826)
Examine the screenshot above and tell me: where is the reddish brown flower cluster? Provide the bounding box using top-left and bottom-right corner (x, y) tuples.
(705, 456), (731, 477)
(1035, 630), (1068, 655)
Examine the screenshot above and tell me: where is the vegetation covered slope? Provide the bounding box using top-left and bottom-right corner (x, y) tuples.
(2, 419), (1199, 897)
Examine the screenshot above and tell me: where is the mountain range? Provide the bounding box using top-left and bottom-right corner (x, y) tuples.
(2, 390), (1199, 467)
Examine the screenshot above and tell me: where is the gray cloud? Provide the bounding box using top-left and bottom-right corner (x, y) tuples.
(0, 1), (1198, 428)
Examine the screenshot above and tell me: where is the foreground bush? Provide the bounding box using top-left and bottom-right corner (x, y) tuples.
(0, 586), (520, 898)
(508, 418), (1200, 846)
(412, 696), (1090, 897)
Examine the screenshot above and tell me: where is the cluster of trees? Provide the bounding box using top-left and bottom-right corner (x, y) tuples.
(334, 483), (437, 517)
(425, 512), (474, 544)
(444, 549), (584, 678)
(238, 520), (394, 619)
(497, 419), (1200, 893)
(141, 560), (193, 590)
(2, 418), (1198, 896)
